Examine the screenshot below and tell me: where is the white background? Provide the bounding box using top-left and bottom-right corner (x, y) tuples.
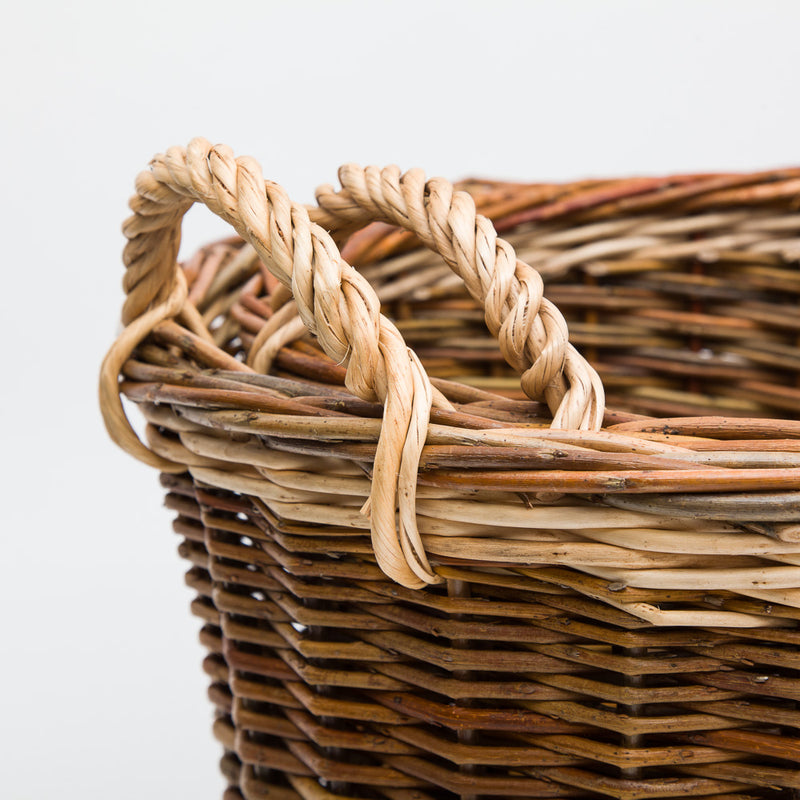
(3, 1), (799, 797)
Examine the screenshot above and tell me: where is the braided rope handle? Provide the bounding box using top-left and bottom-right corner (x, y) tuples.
(313, 167), (605, 429)
(100, 138), (604, 589)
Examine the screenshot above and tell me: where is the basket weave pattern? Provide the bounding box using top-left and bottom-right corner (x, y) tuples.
(102, 141), (800, 799)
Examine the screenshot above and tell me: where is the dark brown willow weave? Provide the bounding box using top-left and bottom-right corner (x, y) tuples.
(111, 164), (800, 800)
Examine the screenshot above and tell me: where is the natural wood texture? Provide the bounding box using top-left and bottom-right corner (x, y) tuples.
(101, 147), (800, 799)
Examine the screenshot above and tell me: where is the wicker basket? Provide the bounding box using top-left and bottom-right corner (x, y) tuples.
(101, 139), (800, 800)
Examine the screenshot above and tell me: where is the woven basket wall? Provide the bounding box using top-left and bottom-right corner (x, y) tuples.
(101, 140), (800, 800)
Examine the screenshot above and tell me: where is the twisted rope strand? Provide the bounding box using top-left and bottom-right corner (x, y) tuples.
(315, 165), (604, 429)
(102, 140), (607, 590)
(104, 138), (438, 588)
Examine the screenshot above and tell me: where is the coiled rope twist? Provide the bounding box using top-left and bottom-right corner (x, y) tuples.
(100, 138), (604, 588)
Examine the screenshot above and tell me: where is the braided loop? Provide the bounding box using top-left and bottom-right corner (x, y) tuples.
(315, 165), (604, 429)
(102, 140), (606, 590)
(106, 139), (440, 588)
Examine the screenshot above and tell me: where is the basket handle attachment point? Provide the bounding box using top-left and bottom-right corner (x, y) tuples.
(100, 138), (605, 588)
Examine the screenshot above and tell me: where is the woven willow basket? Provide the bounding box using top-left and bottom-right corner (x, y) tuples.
(101, 140), (800, 800)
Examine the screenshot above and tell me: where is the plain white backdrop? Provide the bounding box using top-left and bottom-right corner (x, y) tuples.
(3, 1), (799, 797)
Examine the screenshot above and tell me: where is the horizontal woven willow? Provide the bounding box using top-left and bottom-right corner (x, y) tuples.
(102, 140), (800, 799)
